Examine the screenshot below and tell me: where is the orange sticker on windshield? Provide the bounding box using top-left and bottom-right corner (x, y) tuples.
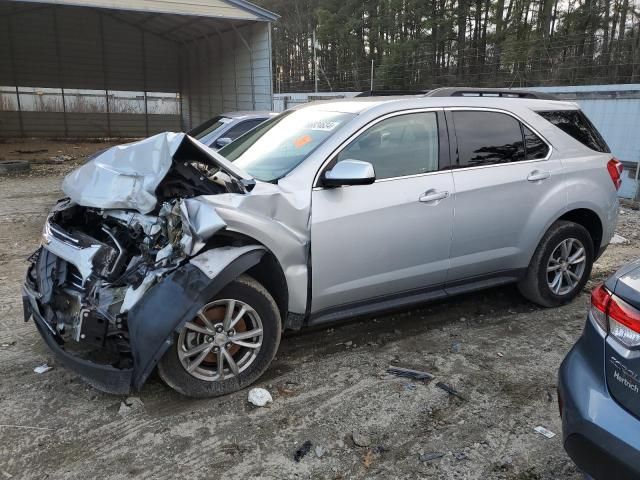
(294, 134), (312, 148)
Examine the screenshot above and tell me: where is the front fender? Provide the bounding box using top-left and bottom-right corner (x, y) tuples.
(127, 245), (265, 389)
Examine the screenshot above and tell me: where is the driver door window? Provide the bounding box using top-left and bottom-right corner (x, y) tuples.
(336, 112), (439, 179)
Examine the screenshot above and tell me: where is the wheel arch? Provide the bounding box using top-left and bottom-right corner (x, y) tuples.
(557, 208), (603, 254)
(201, 231), (291, 327)
(245, 250), (289, 326)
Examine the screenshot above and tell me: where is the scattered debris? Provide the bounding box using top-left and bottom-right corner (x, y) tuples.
(293, 440), (313, 462)
(497, 352), (504, 357)
(248, 388), (273, 407)
(117, 402), (132, 416)
(453, 451), (468, 461)
(404, 383), (418, 391)
(48, 154), (73, 164)
(419, 452), (445, 462)
(1, 341), (16, 348)
(12, 148), (48, 154)
(436, 381), (466, 401)
(276, 385), (296, 397)
(611, 233), (629, 244)
(315, 445), (325, 458)
(0, 160), (30, 174)
(451, 340), (462, 353)
(33, 363), (52, 374)
(362, 449), (375, 468)
(387, 366), (435, 382)
(533, 426), (556, 438)
(118, 396), (144, 417)
(371, 445), (388, 454)
(352, 430), (372, 447)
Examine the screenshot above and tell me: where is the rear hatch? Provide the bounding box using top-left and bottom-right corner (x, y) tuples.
(604, 260), (640, 419)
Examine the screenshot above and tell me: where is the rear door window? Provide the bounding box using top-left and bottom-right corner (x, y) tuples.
(452, 111), (549, 167)
(537, 110), (610, 153)
(523, 126), (550, 160)
(452, 111), (525, 167)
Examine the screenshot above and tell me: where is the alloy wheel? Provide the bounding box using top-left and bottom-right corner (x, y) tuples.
(177, 299), (263, 382)
(546, 237), (587, 296)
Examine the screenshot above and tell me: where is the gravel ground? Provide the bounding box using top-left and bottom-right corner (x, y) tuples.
(1, 145), (639, 480)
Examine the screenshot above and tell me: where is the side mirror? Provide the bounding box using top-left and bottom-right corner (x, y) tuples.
(323, 159), (376, 187)
(214, 137), (232, 149)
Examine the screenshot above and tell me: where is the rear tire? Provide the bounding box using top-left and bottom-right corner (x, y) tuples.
(157, 275), (281, 398)
(518, 221), (594, 307)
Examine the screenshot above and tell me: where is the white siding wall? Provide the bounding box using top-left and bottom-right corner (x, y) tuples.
(181, 22), (273, 129)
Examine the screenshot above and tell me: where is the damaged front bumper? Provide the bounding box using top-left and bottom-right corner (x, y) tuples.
(23, 280), (134, 394)
(24, 244), (265, 394)
(24, 200), (266, 395)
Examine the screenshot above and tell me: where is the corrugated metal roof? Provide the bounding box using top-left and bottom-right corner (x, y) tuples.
(9, 0), (277, 21)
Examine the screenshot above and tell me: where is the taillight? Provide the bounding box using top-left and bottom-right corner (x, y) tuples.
(590, 284), (610, 331)
(607, 158), (623, 190)
(590, 283), (640, 348)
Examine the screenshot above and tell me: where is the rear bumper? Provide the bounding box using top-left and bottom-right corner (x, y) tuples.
(22, 283), (133, 395)
(558, 318), (640, 480)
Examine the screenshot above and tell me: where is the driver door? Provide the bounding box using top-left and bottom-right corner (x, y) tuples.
(310, 110), (455, 314)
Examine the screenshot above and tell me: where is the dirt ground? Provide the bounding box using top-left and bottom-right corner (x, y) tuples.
(0, 138), (127, 177)
(1, 139), (639, 480)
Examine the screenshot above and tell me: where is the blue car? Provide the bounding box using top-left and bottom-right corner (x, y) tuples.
(559, 259), (640, 479)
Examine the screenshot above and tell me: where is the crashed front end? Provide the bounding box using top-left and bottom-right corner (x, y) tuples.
(22, 133), (267, 394)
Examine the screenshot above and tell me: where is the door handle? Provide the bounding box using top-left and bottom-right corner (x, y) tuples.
(527, 170), (551, 182)
(419, 190), (449, 203)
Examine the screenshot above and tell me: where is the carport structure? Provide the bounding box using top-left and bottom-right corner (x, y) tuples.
(0, 0), (277, 137)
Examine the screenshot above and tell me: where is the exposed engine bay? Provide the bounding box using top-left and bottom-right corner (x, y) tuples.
(29, 197), (217, 365)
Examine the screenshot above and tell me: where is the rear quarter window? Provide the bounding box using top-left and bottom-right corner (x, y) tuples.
(537, 110), (610, 153)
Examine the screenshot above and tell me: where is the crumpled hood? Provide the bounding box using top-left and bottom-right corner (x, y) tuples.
(62, 132), (253, 214)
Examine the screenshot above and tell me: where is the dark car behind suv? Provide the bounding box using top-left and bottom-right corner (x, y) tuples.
(559, 260), (640, 479)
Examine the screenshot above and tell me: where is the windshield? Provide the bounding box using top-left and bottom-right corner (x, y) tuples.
(188, 116), (230, 140)
(219, 110), (356, 182)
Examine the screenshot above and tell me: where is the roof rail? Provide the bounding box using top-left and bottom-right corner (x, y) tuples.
(356, 90), (428, 97)
(424, 87), (558, 100)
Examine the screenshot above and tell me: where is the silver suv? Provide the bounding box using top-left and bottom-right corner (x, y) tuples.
(23, 88), (621, 397)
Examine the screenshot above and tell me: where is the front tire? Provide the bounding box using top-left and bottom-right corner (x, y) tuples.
(518, 221), (594, 307)
(157, 275), (281, 398)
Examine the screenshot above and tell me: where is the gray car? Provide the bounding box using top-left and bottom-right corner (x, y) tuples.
(559, 260), (640, 479)
(188, 111), (277, 149)
(23, 88), (621, 397)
